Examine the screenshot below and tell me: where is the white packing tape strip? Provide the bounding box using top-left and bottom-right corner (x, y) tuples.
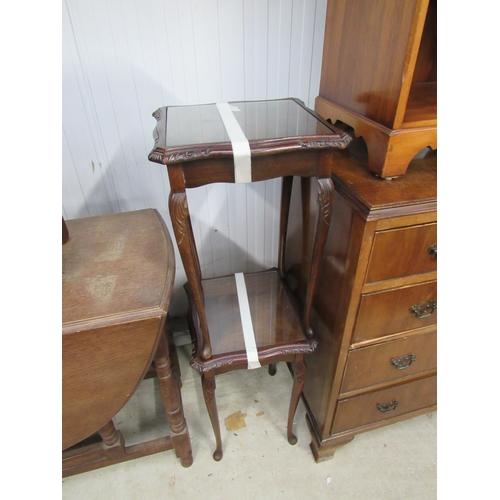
(234, 272), (261, 369)
(215, 102), (252, 183)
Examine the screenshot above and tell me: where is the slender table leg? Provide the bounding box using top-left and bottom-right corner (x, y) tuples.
(287, 355), (306, 445)
(202, 371), (223, 461)
(153, 331), (193, 467)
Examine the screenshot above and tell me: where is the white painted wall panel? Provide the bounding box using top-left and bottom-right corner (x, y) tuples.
(62, 0), (328, 316)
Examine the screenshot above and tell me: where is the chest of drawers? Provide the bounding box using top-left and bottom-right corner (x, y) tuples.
(294, 140), (437, 462)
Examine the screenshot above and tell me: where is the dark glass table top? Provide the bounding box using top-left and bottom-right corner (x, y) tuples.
(165, 98), (339, 147)
(149, 98), (351, 165)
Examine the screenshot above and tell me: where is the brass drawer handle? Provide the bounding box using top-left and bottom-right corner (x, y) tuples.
(410, 300), (437, 319)
(377, 400), (400, 413)
(428, 244), (437, 257)
(390, 354), (416, 370)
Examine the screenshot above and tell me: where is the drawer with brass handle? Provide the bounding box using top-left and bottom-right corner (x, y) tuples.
(340, 330), (437, 395)
(377, 400), (400, 413)
(353, 281), (437, 343)
(332, 375), (437, 434)
(365, 223), (437, 284)
(410, 300), (437, 319)
(391, 353), (416, 369)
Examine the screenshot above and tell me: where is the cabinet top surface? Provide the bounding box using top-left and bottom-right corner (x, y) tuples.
(149, 98), (351, 165)
(330, 139), (437, 214)
(62, 209), (173, 331)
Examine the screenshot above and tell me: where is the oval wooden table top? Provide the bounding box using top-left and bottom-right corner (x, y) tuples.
(62, 209), (175, 450)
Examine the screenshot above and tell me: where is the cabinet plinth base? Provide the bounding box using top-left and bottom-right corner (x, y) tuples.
(305, 405), (437, 463)
(315, 96), (437, 179)
(305, 413), (355, 463)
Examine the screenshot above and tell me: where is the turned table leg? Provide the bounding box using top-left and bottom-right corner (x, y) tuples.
(153, 331), (193, 467)
(166, 324), (182, 388)
(98, 420), (121, 447)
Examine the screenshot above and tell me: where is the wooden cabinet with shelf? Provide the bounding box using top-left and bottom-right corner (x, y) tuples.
(288, 139), (437, 462)
(316, 0), (437, 178)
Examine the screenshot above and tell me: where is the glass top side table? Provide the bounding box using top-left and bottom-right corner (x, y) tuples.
(148, 97), (351, 461)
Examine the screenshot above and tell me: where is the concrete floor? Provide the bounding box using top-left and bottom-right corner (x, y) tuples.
(62, 338), (437, 499)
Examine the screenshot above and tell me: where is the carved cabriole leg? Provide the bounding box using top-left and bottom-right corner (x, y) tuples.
(302, 177), (335, 337)
(278, 176), (294, 279)
(153, 332), (193, 468)
(299, 177), (312, 300)
(169, 190), (212, 359)
(202, 372), (223, 461)
(98, 420), (120, 447)
(287, 355), (306, 445)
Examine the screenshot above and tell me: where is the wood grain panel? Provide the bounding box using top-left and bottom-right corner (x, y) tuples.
(332, 375), (436, 434)
(340, 330), (437, 395)
(62, 318), (161, 450)
(366, 223), (437, 283)
(63, 210), (170, 326)
(353, 281), (437, 343)
(319, 0), (420, 128)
